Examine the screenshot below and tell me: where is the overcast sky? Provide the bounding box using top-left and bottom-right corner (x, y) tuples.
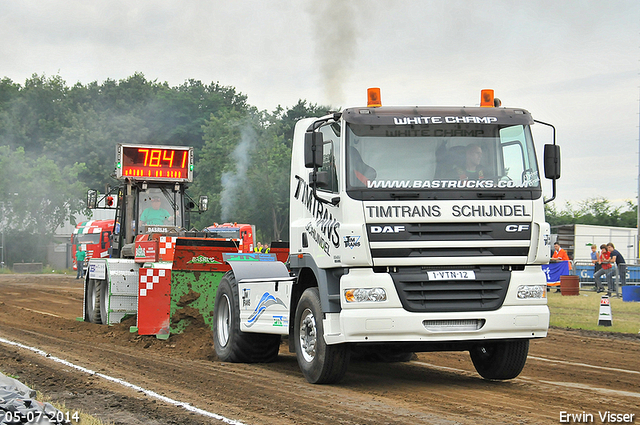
(1, 0), (639, 209)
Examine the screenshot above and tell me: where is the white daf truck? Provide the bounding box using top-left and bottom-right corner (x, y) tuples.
(214, 89), (561, 384)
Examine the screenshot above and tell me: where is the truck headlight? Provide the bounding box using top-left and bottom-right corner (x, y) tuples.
(517, 285), (546, 299)
(344, 288), (387, 303)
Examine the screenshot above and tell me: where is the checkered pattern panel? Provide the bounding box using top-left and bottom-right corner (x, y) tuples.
(139, 268), (167, 297)
(159, 236), (177, 256)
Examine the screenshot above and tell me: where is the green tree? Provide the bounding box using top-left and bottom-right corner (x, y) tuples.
(0, 77), (21, 111)
(545, 197), (637, 228)
(50, 105), (151, 191)
(254, 101), (331, 241)
(0, 146), (87, 233)
(0, 74), (71, 156)
(0, 71), (338, 257)
(192, 107), (259, 230)
(0, 146), (87, 264)
(194, 100), (331, 241)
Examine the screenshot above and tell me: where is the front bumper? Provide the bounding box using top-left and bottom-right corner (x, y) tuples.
(324, 266), (549, 345)
(324, 304), (549, 345)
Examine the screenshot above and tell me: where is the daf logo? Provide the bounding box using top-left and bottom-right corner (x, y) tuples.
(371, 225), (406, 234)
(505, 224), (530, 232)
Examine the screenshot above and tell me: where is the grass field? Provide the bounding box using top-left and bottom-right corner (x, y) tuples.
(547, 286), (640, 334)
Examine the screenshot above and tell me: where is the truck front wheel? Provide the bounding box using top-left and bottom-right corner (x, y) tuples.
(294, 287), (350, 384)
(469, 339), (529, 380)
(212, 271), (280, 363)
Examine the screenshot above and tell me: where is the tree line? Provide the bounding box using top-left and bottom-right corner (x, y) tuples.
(0, 73), (637, 267)
(0, 73), (329, 266)
(545, 198), (637, 228)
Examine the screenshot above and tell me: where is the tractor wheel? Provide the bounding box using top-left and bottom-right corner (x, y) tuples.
(85, 278), (108, 324)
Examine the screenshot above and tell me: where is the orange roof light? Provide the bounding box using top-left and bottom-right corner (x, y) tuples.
(367, 88), (382, 107)
(480, 89), (494, 107)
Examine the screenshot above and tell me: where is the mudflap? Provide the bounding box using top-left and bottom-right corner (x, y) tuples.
(226, 260), (294, 335)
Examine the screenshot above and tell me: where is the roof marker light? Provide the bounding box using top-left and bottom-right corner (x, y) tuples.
(480, 89), (494, 107)
(367, 88), (382, 107)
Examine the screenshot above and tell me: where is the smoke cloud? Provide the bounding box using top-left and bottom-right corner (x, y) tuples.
(219, 124), (257, 221)
(307, 0), (359, 106)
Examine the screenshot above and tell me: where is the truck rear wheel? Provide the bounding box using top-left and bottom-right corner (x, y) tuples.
(294, 287), (350, 384)
(469, 339), (529, 380)
(85, 279), (107, 324)
(212, 271), (280, 363)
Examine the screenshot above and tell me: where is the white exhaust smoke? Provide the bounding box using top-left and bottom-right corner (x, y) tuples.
(219, 123), (257, 221)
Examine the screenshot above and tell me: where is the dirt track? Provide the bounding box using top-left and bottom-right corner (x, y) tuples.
(0, 274), (638, 425)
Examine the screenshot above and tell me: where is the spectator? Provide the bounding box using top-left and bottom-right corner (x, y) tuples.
(76, 248), (86, 280)
(550, 242), (572, 270)
(607, 242), (626, 297)
(590, 244), (600, 275)
(594, 244), (614, 293)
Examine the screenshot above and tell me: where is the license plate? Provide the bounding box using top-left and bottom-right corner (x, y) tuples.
(427, 270), (476, 280)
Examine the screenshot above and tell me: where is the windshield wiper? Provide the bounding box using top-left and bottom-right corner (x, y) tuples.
(476, 192), (506, 199)
(390, 192), (420, 199)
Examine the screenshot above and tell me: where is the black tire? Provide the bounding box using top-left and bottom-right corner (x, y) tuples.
(212, 271), (280, 363)
(85, 278), (107, 324)
(469, 339), (529, 380)
(294, 287), (350, 384)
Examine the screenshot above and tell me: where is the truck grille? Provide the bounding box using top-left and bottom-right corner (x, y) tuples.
(389, 266), (510, 313)
(368, 222), (531, 259)
(372, 246), (528, 258)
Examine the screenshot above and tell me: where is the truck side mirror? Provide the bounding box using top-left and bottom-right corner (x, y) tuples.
(543, 144), (561, 180)
(304, 131), (324, 168)
(309, 171), (330, 189)
(87, 190), (97, 209)
(101, 231), (110, 249)
(199, 195), (209, 212)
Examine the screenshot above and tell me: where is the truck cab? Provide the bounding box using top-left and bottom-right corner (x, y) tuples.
(71, 219), (114, 270)
(212, 90), (561, 384)
(204, 223), (257, 253)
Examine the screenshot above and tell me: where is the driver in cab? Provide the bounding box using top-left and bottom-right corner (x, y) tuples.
(453, 144), (484, 180)
(140, 196), (171, 226)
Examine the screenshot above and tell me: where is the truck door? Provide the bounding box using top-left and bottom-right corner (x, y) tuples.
(311, 122), (344, 266)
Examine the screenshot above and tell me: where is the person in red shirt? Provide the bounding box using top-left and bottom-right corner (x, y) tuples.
(550, 242), (572, 270)
(593, 244), (613, 293)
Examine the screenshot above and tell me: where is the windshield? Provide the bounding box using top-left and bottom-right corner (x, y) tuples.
(205, 228), (240, 239)
(138, 187), (183, 232)
(73, 233), (101, 245)
(346, 123), (540, 193)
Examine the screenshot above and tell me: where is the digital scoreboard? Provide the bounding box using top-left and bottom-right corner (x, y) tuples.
(116, 144), (194, 182)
